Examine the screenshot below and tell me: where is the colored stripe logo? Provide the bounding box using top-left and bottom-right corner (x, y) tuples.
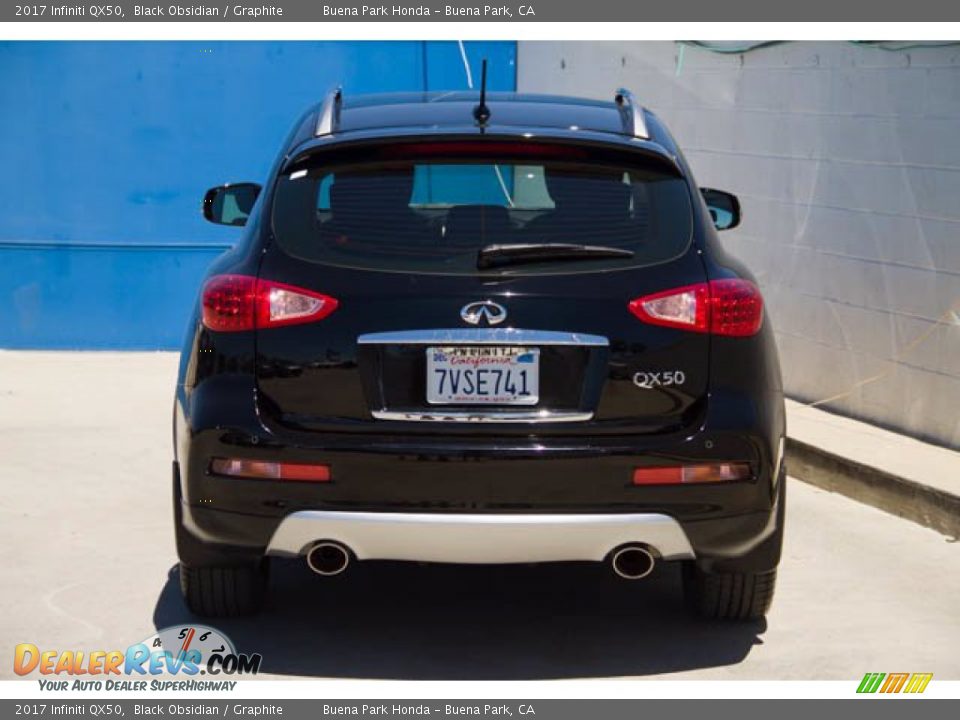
(857, 672), (933, 694)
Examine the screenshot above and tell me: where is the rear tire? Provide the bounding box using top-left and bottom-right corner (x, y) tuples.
(173, 462), (268, 617)
(179, 562), (267, 617)
(682, 564), (777, 620)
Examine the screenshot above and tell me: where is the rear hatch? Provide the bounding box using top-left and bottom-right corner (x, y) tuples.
(255, 140), (709, 437)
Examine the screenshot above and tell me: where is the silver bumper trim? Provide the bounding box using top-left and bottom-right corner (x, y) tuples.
(265, 511), (696, 564)
(370, 409), (593, 423)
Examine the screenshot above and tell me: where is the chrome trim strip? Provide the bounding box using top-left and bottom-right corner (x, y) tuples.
(315, 87), (342, 136)
(370, 409), (593, 423)
(357, 328), (609, 347)
(615, 88), (650, 140)
(266, 511), (696, 564)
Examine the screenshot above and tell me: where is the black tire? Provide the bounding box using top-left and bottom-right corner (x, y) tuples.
(683, 564), (777, 621)
(179, 562), (267, 617)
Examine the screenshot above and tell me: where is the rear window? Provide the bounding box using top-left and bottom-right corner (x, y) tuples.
(271, 151), (693, 275)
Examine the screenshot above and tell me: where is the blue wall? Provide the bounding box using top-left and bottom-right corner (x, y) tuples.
(0, 41), (516, 349)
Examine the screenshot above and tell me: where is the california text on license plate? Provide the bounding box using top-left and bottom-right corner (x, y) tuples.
(426, 346), (539, 405)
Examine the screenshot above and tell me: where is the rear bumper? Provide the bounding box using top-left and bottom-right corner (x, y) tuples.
(175, 454), (785, 572)
(265, 510), (695, 564)
(174, 379), (786, 571)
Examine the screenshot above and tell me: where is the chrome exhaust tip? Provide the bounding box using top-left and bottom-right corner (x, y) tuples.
(610, 545), (656, 580)
(306, 541), (351, 576)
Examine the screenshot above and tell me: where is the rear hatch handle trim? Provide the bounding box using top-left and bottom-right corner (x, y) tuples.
(357, 328), (609, 347)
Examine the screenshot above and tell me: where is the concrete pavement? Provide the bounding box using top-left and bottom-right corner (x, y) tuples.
(787, 399), (960, 537)
(1, 352), (957, 680)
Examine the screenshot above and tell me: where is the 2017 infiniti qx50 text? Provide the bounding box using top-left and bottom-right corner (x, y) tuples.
(174, 85), (785, 619)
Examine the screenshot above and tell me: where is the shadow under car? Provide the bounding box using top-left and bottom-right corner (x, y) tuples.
(153, 559), (766, 679)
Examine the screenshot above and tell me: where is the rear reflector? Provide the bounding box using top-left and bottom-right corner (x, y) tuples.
(632, 462), (751, 485)
(628, 279), (763, 337)
(210, 458), (332, 482)
(201, 274), (338, 332)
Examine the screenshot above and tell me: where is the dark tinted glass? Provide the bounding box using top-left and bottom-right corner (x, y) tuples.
(272, 158), (692, 275)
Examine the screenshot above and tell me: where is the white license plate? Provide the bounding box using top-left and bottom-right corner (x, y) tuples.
(426, 346), (539, 405)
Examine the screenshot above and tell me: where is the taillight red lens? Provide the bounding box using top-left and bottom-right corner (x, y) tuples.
(201, 274), (257, 332)
(210, 458), (332, 482)
(708, 279), (764, 337)
(632, 462), (752, 485)
(628, 279), (763, 337)
(201, 275), (338, 332)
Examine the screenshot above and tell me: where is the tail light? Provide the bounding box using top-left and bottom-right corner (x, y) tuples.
(210, 458), (332, 482)
(628, 279), (763, 337)
(201, 274), (338, 332)
(632, 462), (752, 485)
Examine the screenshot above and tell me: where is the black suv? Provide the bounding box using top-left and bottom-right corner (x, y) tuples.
(174, 88), (785, 620)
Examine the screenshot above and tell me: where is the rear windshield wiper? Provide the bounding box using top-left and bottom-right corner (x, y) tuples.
(477, 243), (635, 270)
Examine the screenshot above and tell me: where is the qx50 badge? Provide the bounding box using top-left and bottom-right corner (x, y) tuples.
(461, 300), (508, 326)
(633, 370), (686, 389)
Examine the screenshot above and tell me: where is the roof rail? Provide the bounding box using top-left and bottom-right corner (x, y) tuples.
(614, 88), (649, 140)
(315, 86), (343, 136)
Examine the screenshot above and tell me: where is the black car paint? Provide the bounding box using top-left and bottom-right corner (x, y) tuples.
(174, 93), (785, 574)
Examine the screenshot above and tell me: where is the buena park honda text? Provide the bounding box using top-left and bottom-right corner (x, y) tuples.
(173, 86), (785, 619)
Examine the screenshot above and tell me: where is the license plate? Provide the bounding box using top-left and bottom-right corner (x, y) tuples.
(426, 346), (539, 405)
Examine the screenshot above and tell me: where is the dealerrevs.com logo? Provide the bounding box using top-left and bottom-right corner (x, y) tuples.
(14, 625), (261, 691)
(857, 672), (933, 694)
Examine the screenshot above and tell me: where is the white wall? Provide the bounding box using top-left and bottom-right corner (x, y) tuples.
(518, 41), (960, 448)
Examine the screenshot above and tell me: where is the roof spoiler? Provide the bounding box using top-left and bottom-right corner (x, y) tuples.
(615, 89), (649, 140)
(315, 86), (343, 136)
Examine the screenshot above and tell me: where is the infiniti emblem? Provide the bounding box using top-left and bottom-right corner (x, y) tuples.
(460, 300), (508, 326)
